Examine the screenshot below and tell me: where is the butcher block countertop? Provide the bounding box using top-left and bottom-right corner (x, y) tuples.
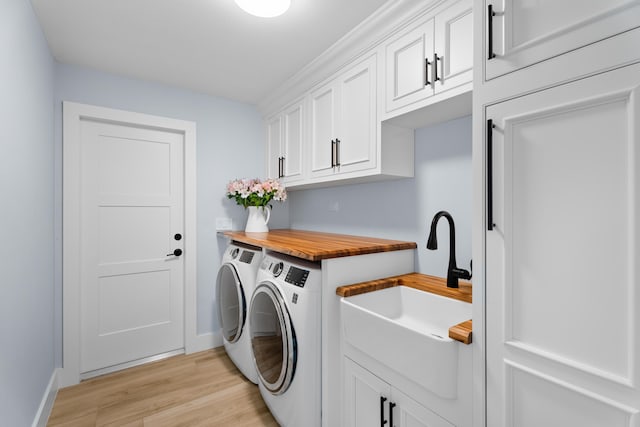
(336, 273), (473, 345)
(223, 229), (417, 262)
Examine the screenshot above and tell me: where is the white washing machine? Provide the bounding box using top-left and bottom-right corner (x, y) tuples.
(216, 242), (263, 384)
(250, 252), (322, 427)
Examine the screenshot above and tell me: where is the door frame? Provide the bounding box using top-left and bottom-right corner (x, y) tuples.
(61, 102), (197, 387)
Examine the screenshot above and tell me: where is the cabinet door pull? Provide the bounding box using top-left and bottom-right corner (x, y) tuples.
(389, 401), (396, 427)
(330, 139), (336, 168)
(380, 396), (388, 426)
(487, 119), (495, 231)
(488, 4), (496, 60)
(280, 156), (285, 178)
(335, 138), (341, 167)
(425, 58), (431, 86)
(433, 53), (440, 84)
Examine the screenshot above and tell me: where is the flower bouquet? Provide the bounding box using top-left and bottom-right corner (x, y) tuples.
(226, 178), (287, 232)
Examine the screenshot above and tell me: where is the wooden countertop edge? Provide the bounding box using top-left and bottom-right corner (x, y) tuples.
(336, 273), (473, 345)
(223, 230), (417, 261)
(335, 278), (400, 297)
(336, 273), (472, 303)
(448, 320), (472, 345)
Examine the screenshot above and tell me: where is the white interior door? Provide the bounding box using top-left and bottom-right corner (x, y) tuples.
(79, 119), (185, 375)
(486, 63), (640, 426)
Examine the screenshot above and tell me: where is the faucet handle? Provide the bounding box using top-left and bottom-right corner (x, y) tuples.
(451, 267), (472, 281)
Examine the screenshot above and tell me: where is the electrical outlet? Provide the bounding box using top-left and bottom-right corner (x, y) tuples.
(216, 217), (233, 231)
(329, 201), (340, 212)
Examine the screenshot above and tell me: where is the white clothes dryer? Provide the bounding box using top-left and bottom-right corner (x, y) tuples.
(216, 242), (263, 384)
(250, 252), (322, 427)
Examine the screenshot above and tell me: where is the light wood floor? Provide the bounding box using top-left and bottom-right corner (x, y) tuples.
(47, 347), (279, 426)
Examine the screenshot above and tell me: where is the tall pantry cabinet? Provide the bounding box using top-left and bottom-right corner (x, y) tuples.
(473, 2), (640, 427)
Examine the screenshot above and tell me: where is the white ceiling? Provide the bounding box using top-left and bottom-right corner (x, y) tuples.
(30, 0), (390, 104)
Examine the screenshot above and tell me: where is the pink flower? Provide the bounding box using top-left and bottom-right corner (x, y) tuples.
(225, 177), (287, 208)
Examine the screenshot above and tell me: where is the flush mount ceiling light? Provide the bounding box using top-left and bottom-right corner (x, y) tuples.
(234, 0), (291, 18)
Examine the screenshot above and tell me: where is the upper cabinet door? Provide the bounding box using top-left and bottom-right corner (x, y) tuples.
(266, 115), (282, 180)
(337, 55), (377, 174)
(310, 82), (338, 178)
(434, 0), (472, 94)
(282, 100), (304, 184)
(385, 18), (435, 113)
(485, 0), (640, 80)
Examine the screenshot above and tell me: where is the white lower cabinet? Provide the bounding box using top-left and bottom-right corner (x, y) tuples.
(344, 357), (454, 427)
(485, 61), (640, 427)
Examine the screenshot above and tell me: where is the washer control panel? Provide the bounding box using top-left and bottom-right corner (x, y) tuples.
(285, 266), (310, 288)
(260, 256), (313, 288)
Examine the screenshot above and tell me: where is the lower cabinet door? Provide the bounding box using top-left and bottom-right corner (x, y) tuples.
(344, 358), (391, 427)
(392, 388), (454, 427)
(344, 358), (454, 427)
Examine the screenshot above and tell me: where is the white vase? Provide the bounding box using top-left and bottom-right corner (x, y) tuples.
(245, 206), (271, 232)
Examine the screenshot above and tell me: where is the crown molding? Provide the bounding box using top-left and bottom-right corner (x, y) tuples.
(257, 0), (446, 116)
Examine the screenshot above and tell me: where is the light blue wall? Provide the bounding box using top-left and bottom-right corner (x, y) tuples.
(53, 63), (286, 360)
(0, 0), (55, 425)
(289, 115), (472, 277)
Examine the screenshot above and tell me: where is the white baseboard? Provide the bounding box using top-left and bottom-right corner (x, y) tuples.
(186, 331), (223, 354)
(32, 368), (60, 427)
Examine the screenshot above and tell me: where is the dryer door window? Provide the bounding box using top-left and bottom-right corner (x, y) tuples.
(216, 263), (246, 343)
(250, 282), (297, 395)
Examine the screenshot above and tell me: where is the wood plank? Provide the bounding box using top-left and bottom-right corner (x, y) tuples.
(223, 229), (416, 261)
(448, 320), (473, 345)
(47, 347), (277, 427)
(336, 272), (472, 303)
(336, 277), (399, 297)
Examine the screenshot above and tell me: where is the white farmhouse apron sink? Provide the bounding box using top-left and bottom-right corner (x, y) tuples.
(341, 286), (471, 399)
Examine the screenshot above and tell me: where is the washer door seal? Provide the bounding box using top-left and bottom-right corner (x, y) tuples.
(216, 263), (246, 343)
(250, 281), (297, 395)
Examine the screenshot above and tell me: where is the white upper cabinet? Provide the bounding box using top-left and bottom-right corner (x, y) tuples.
(385, 0), (472, 114)
(266, 98), (305, 184)
(310, 82), (338, 178)
(435, 0), (473, 93)
(484, 0), (640, 80)
(310, 55), (377, 179)
(266, 115), (282, 180)
(385, 18), (435, 113)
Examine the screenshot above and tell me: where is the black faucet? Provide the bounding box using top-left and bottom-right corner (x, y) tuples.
(426, 211), (471, 288)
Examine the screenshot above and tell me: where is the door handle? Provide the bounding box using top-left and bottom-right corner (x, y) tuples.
(380, 396), (387, 426)
(425, 58), (431, 86)
(433, 53), (440, 84)
(488, 4), (496, 60)
(389, 401), (396, 427)
(335, 138), (341, 167)
(167, 248), (183, 257)
(487, 119), (495, 231)
(331, 139), (336, 168)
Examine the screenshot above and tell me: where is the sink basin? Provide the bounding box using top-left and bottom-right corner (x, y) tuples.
(341, 285), (471, 399)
